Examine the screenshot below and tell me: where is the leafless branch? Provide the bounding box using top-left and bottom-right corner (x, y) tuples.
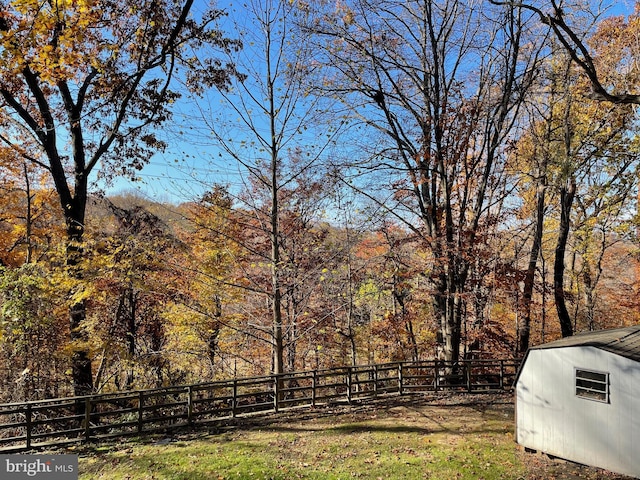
(489, 0), (640, 104)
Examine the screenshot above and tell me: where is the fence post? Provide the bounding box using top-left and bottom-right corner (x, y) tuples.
(232, 380), (238, 418)
(84, 397), (92, 442)
(500, 360), (505, 389)
(273, 375), (280, 413)
(346, 368), (352, 404)
(373, 365), (378, 397)
(434, 361), (440, 391)
(25, 403), (32, 450)
(398, 363), (404, 396)
(311, 371), (317, 407)
(137, 391), (144, 433)
(465, 361), (471, 392)
(187, 386), (193, 425)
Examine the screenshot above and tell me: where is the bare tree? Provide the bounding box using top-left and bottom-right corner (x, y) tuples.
(198, 0), (340, 375)
(304, 0), (543, 361)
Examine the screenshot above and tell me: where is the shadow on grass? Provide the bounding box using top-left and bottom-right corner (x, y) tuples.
(78, 393), (523, 480)
(259, 420), (510, 437)
(76, 392), (514, 454)
(260, 392), (512, 434)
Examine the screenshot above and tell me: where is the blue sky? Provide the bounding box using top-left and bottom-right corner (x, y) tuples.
(97, 0), (639, 205)
(100, 0), (345, 205)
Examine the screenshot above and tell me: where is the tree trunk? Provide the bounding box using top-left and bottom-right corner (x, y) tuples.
(22, 162), (33, 264)
(264, 4), (285, 378)
(286, 299), (297, 373)
(125, 286), (136, 389)
(583, 263), (596, 331)
(554, 178), (576, 337)
(270, 145), (284, 375)
(517, 172), (546, 354)
(437, 289), (462, 364)
(66, 207), (94, 397)
(346, 257), (358, 367)
(271, 227), (285, 376)
(405, 318), (419, 362)
(207, 295), (222, 371)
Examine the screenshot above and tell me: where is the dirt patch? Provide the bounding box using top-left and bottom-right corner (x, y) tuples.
(518, 449), (632, 480)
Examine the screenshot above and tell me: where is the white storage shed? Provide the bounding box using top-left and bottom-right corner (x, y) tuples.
(516, 325), (640, 478)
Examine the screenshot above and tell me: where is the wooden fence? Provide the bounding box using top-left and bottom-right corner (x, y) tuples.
(0, 359), (519, 452)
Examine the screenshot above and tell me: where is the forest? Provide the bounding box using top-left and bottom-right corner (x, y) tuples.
(1, 0), (640, 404)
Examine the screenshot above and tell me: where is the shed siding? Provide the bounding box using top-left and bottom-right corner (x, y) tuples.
(517, 346), (640, 478)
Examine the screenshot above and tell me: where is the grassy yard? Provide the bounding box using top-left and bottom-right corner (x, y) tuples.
(74, 393), (629, 480)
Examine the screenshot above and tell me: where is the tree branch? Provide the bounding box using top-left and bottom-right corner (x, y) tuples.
(489, 0), (640, 104)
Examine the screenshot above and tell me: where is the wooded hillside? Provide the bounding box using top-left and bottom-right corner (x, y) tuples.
(1, 0), (640, 402)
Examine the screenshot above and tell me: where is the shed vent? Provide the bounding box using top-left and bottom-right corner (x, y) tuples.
(575, 369), (609, 403)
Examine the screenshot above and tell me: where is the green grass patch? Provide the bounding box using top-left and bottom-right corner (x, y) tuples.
(77, 394), (525, 480)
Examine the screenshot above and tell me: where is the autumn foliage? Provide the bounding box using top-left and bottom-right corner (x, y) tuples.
(1, 0), (640, 402)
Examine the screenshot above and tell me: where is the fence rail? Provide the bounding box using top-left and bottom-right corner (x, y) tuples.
(0, 359), (519, 452)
